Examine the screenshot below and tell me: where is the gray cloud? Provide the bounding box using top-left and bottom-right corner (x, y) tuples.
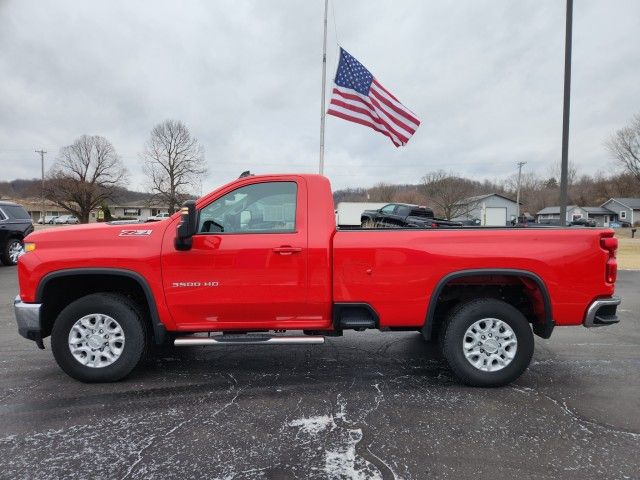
(0, 0), (639, 192)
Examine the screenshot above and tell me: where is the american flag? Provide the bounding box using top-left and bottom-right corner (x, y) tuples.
(327, 48), (420, 147)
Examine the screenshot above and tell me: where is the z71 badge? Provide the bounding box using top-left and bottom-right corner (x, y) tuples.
(119, 229), (153, 237)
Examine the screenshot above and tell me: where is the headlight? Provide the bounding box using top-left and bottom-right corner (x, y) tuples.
(23, 242), (36, 253)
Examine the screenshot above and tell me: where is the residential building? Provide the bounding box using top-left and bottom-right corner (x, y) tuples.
(107, 200), (169, 221)
(454, 193), (520, 226)
(536, 205), (589, 224)
(537, 198), (640, 227)
(601, 198), (640, 226)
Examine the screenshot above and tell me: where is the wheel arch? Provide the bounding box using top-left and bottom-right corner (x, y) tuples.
(423, 268), (554, 340)
(36, 268), (168, 344)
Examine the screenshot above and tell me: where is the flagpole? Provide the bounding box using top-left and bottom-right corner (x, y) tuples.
(319, 0), (328, 175)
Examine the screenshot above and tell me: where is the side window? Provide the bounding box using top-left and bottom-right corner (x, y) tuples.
(198, 181), (297, 234)
(380, 204), (396, 214)
(396, 206), (411, 217)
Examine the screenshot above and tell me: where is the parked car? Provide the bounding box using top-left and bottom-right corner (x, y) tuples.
(54, 215), (79, 224)
(361, 203), (463, 228)
(458, 218), (481, 226)
(146, 212), (171, 222)
(0, 201), (34, 266)
(38, 215), (59, 224)
(537, 219), (570, 226)
(15, 174), (620, 387)
(569, 218), (596, 227)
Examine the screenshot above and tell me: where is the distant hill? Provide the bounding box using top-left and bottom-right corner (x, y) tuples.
(0, 178), (153, 204)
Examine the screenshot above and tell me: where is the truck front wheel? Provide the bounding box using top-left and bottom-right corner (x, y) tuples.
(51, 293), (149, 382)
(439, 298), (534, 387)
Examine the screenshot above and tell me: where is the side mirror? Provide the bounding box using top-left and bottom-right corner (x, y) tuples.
(174, 200), (198, 251)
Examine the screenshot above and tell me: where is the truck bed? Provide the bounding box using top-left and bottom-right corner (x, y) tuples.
(333, 227), (614, 328)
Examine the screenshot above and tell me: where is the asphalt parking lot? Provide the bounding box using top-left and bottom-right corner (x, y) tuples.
(0, 267), (638, 480)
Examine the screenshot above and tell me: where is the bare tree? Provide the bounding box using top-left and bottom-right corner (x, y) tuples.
(606, 114), (640, 184)
(45, 135), (127, 223)
(418, 170), (479, 219)
(141, 120), (206, 213)
(392, 188), (426, 205)
(548, 161), (577, 187)
(367, 182), (398, 202)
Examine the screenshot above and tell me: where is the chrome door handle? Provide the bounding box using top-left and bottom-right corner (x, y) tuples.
(273, 246), (302, 255)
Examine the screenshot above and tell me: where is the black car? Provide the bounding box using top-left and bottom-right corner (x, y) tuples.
(569, 218), (597, 227)
(361, 203), (463, 228)
(0, 201), (34, 266)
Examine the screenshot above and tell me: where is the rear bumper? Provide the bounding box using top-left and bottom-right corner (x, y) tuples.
(14, 295), (44, 348)
(584, 296), (621, 328)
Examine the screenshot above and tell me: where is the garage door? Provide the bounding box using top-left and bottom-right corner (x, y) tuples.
(484, 207), (507, 226)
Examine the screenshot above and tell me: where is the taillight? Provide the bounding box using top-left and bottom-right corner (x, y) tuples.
(431, 223), (439, 228)
(600, 234), (618, 284)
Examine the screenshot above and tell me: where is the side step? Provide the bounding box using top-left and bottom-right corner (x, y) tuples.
(174, 334), (325, 346)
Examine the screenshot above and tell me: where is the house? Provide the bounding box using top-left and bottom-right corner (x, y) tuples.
(536, 198), (640, 227)
(107, 200), (169, 221)
(536, 205), (589, 224)
(601, 198), (640, 226)
(453, 193), (520, 226)
(582, 207), (615, 227)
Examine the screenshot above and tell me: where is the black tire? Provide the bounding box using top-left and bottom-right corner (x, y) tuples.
(439, 298), (534, 387)
(0, 238), (22, 266)
(51, 293), (149, 382)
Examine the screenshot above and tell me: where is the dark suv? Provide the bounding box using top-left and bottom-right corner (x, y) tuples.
(0, 201), (34, 266)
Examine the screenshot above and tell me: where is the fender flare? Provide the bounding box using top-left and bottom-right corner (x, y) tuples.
(36, 268), (168, 344)
(423, 268), (554, 340)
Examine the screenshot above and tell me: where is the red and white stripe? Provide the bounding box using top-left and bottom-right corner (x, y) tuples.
(327, 78), (420, 147)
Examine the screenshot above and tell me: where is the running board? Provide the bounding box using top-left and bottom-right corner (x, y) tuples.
(174, 334), (325, 346)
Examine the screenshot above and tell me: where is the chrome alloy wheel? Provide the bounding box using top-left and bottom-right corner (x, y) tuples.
(8, 240), (22, 264)
(462, 318), (517, 372)
(68, 314), (125, 368)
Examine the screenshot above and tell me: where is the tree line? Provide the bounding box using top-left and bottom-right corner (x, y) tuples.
(44, 119), (206, 223)
(17, 112), (640, 224)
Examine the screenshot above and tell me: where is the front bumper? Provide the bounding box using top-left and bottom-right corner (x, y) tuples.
(14, 296), (45, 348)
(584, 296), (621, 328)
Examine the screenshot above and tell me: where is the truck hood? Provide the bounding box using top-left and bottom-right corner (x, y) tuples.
(25, 220), (171, 243)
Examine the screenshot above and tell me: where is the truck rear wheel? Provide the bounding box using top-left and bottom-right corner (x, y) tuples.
(51, 293), (149, 382)
(439, 298), (534, 387)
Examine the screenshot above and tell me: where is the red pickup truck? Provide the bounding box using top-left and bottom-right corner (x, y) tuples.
(14, 174), (621, 386)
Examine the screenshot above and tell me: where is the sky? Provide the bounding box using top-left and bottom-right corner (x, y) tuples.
(0, 0), (639, 193)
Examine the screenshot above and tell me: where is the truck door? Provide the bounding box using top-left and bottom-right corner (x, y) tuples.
(161, 178), (308, 330)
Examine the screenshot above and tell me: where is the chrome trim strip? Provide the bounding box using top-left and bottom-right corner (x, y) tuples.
(584, 296), (621, 327)
(174, 335), (325, 346)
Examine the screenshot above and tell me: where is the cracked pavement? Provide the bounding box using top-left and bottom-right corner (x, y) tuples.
(0, 267), (638, 479)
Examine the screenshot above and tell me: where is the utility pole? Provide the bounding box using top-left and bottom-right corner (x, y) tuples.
(35, 149), (47, 224)
(559, 0), (573, 226)
(516, 161), (526, 221)
(318, 0), (329, 175)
